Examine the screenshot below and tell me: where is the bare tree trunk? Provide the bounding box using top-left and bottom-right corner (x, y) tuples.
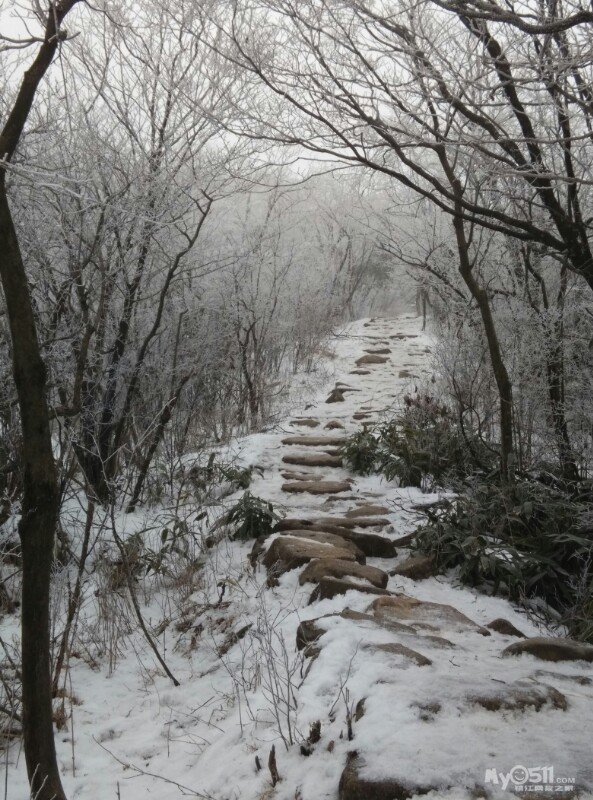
(0, 188), (66, 800)
(0, 4), (80, 797)
(452, 213), (515, 480)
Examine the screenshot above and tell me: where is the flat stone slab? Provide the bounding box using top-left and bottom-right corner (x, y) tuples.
(486, 618), (526, 637)
(280, 470), (322, 481)
(308, 577), (390, 604)
(282, 480), (351, 494)
(362, 642), (432, 667)
(349, 369), (371, 375)
(282, 452), (343, 467)
(272, 519), (396, 557)
(276, 531), (365, 562)
(389, 554), (437, 581)
(262, 536), (360, 576)
(502, 637), (593, 663)
(281, 435), (346, 447)
(339, 754), (434, 800)
(364, 347), (391, 354)
(370, 595), (491, 636)
(468, 681), (567, 712)
(345, 504), (389, 518)
(299, 557), (388, 588)
(290, 417), (320, 428)
(315, 516), (390, 530)
(355, 354), (389, 366)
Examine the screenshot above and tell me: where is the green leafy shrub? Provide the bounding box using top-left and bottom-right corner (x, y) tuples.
(225, 491), (281, 541)
(340, 429), (380, 475)
(414, 478), (593, 636)
(341, 393), (489, 489)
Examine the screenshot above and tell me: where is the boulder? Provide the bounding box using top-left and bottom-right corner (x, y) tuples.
(370, 594), (491, 636)
(282, 435), (346, 447)
(391, 531), (418, 547)
(262, 535), (361, 576)
(390, 554), (437, 581)
(502, 637), (593, 663)
(326, 388), (345, 403)
(355, 354), (388, 366)
(282, 480), (351, 495)
(296, 618), (326, 651)
(282, 452), (343, 468)
(272, 519), (396, 557)
(299, 558), (388, 588)
(468, 681), (567, 712)
(313, 516), (390, 529)
(308, 577), (390, 604)
(363, 642), (432, 667)
(291, 417), (320, 428)
(532, 669), (592, 687)
(280, 470), (321, 481)
(345, 505), (389, 518)
(486, 618), (526, 638)
(277, 530), (365, 560)
(339, 754), (434, 800)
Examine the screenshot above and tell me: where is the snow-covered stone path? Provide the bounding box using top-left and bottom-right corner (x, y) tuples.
(6, 315), (593, 800)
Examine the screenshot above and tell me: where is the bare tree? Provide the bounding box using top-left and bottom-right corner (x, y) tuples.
(0, 3), (83, 797)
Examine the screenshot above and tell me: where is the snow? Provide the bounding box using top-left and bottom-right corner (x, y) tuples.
(3, 314), (593, 800)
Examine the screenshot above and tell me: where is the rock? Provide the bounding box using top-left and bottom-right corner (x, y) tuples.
(280, 470), (321, 482)
(282, 452), (343, 467)
(308, 577), (390, 604)
(363, 642), (432, 667)
(413, 701), (441, 721)
(273, 518), (395, 557)
(296, 618), (326, 651)
(299, 558), (388, 588)
(398, 370), (414, 378)
(354, 698), (366, 721)
(325, 419), (345, 429)
(282, 435), (346, 447)
(370, 595), (491, 636)
(345, 505), (389, 518)
(337, 530), (397, 558)
(532, 669), (592, 686)
(326, 388), (345, 403)
(339, 754), (433, 800)
(391, 531), (418, 547)
(390, 554), (437, 581)
(336, 383), (361, 392)
(349, 369), (371, 375)
(262, 536), (361, 576)
(352, 412), (372, 420)
(355, 354), (388, 366)
(502, 637), (593, 663)
(313, 516), (390, 529)
(486, 618), (526, 638)
(282, 480), (351, 495)
(291, 417), (320, 428)
(468, 681), (567, 712)
(278, 530), (365, 561)
(364, 347), (391, 354)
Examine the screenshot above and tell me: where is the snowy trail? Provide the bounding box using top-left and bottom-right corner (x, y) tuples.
(5, 315), (593, 800)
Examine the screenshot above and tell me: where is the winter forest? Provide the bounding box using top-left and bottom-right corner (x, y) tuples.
(2, 1), (593, 798)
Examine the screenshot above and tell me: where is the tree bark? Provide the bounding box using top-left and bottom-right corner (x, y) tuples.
(0, 189), (66, 800)
(0, 3), (80, 798)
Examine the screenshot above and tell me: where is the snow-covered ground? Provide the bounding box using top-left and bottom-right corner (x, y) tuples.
(3, 315), (593, 800)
